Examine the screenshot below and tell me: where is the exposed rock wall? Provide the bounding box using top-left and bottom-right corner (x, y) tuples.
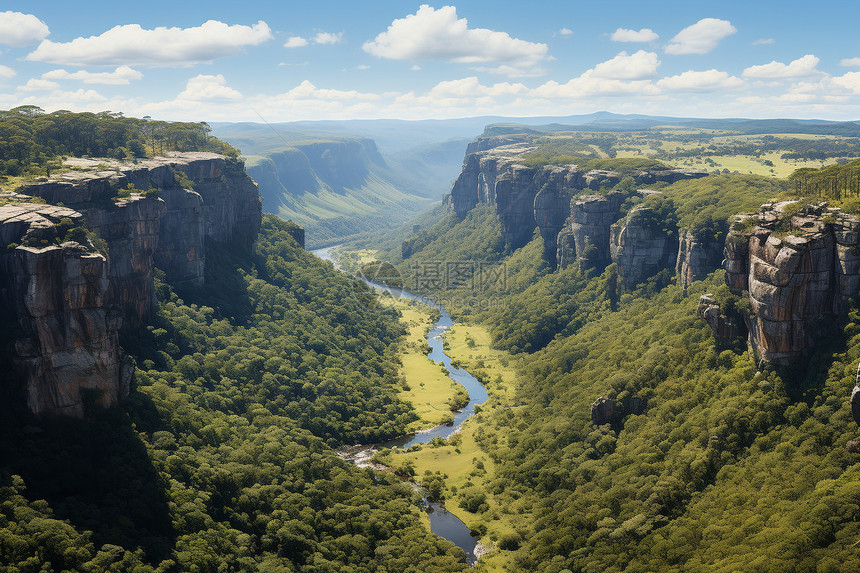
(697, 294), (742, 340)
(676, 229), (724, 289)
(154, 188), (205, 290)
(719, 202), (860, 365)
(0, 204), (130, 417)
(2, 152), (268, 416)
(566, 192), (626, 272)
(83, 197), (166, 327)
(449, 138), (707, 267)
(610, 207), (678, 290)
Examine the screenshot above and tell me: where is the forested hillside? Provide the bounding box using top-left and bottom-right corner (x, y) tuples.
(0, 215), (469, 571)
(353, 160), (860, 571)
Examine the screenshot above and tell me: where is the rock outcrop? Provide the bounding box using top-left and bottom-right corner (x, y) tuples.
(676, 229), (724, 289)
(564, 192), (626, 272)
(3, 152), (267, 416)
(591, 396), (647, 426)
(449, 137), (707, 267)
(697, 294), (742, 340)
(718, 201), (860, 365)
(610, 207), (678, 290)
(0, 204), (131, 417)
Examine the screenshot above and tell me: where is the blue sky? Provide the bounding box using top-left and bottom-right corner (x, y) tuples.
(2, 1), (860, 121)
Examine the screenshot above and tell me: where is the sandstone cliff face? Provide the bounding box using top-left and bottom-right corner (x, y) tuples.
(449, 138), (707, 267)
(0, 204), (130, 417)
(610, 207), (678, 290)
(676, 229), (724, 289)
(565, 192), (626, 272)
(83, 197), (167, 326)
(4, 152), (266, 416)
(719, 201), (860, 365)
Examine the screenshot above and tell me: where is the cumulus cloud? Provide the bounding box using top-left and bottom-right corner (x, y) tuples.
(314, 32), (342, 45)
(534, 72), (659, 98)
(42, 65), (143, 85)
(592, 50), (659, 79)
(26, 20), (272, 66)
(177, 74), (243, 101)
(276, 80), (380, 101)
(17, 78), (61, 91)
(428, 77), (527, 98)
(657, 69), (743, 91)
(611, 28), (658, 42)
(752, 38), (775, 46)
(0, 65), (16, 79)
(833, 72), (860, 93)
(0, 12), (49, 47)
(284, 36), (308, 48)
(363, 5), (548, 77)
(841, 57), (860, 67)
(743, 54), (820, 78)
(559, 28), (573, 36)
(665, 18), (736, 55)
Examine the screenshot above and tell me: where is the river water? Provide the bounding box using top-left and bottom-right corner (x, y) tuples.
(312, 245), (486, 565)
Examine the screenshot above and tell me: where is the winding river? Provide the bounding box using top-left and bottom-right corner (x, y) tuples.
(312, 245), (487, 565)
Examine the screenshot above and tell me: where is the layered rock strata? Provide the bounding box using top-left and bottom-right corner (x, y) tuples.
(3, 152), (267, 416)
(449, 139), (707, 267)
(0, 204), (131, 417)
(676, 229), (724, 289)
(610, 207), (678, 290)
(720, 201), (860, 365)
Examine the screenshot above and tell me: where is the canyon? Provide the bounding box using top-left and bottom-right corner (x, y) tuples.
(445, 137), (714, 287)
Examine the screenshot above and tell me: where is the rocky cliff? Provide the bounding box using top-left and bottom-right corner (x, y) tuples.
(0, 204), (131, 417)
(449, 138), (707, 268)
(3, 152), (266, 416)
(610, 207), (679, 291)
(713, 201), (860, 365)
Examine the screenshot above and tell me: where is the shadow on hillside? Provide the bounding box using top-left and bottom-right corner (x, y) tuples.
(777, 317), (847, 404)
(0, 398), (175, 564)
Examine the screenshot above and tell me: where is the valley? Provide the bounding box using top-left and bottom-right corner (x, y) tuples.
(4, 107), (860, 572)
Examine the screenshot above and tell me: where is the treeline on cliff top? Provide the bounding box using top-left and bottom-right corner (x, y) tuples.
(0, 105), (239, 181)
(360, 170), (860, 571)
(0, 216), (470, 571)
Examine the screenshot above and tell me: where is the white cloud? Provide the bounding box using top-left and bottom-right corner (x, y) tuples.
(356, 64), (370, 70)
(752, 38), (775, 46)
(42, 65), (143, 85)
(276, 80), (380, 101)
(743, 55), (820, 78)
(284, 36), (308, 48)
(428, 77), (527, 98)
(0, 65), (16, 79)
(17, 78), (61, 91)
(363, 4), (548, 77)
(472, 64), (546, 78)
(592, 50), (659, 79)
(534, 72), (659, 98)
(841, 57), (860, 67)
(665, 18), (736, 55)
(411, 65), (422, 71)
(611, 28), (658, 42)
(833, 72), (860, 93)
(314, 32), (342, 45)
(26, 20), (272, 66)
(559, 28), (573, 36)
(177, 74), (243, 101)
(657, 69), (743, 91)
(0, 12), (49, 47)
